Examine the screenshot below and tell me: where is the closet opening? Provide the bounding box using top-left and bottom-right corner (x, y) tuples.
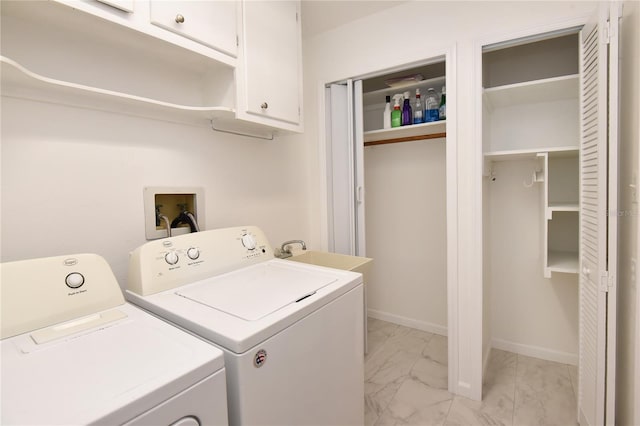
(481, 29), (583, 423)
(481, 7), (621, 422)
(361, 60), (448, 344)
(324, 52), (454, 403)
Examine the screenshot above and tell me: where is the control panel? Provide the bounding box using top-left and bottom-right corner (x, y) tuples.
(1, 254), (125, 340)
(127, 226), (274, 296)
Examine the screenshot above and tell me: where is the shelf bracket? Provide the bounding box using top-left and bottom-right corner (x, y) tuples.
(210, 120), (274, 141)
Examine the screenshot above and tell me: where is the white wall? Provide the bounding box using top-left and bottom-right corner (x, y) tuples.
(616, 1), (640, 424)
(364, 139), (447, 335)
(488, 159), (579, 364)
(0, 5), (309, 286)
(0, 97), (308, 285)
(301, 0), (597, 399)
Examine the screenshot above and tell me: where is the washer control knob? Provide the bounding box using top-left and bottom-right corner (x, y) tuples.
(165, 251), (179, 265)
(65, 272), (85, 289)
(187, 247), (200, 260)
(241, 234), (257, 250)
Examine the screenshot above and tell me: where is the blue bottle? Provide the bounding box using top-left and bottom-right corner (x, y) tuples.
(401, 91), (412, 126)
(424, 88), (439, 122)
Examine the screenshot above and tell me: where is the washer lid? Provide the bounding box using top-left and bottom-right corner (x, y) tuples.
(176, 262), (338, 321)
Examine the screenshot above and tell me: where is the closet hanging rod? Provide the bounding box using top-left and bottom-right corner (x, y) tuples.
(364, 132), (446, 147)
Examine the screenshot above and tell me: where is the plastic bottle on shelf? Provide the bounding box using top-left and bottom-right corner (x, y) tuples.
(401, 91), (412, 126)
(413, 89), (423, 124)
(383, 95), (391, 129)
(424, 88), (439, 122)
(439, 86), (446, 120)
(391, 94), (402, 128)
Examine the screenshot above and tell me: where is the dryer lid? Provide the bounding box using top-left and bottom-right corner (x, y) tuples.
(176, 262), (338, 321)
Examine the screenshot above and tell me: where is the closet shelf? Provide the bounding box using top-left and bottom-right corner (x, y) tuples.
(364, 120), (446, 146)
(548, 202), (579, 211)
(484, 146), (578, 161)
(0, 56), (236, 127)
(483, 146), (578, 176)
(546, 250), (579, 275)
(483, 74), (579, 110)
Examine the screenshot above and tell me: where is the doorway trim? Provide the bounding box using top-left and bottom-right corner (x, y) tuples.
(319, 43), (461, 396)
(472, 11), (598, 400)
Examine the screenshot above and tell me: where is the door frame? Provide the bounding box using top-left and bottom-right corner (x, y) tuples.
(319, 44), (462, 396)
(472, 7), (612, 406)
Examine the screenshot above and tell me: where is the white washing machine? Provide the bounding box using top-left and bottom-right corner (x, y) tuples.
(0, 253), (229, 425)
(125, 226), (364, 425)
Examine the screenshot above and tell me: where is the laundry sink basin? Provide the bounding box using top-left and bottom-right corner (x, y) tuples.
(286, 251), (373, 282)
(287, 251), (373, 354)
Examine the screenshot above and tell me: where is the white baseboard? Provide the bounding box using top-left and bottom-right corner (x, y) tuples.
(492, 338), (578, 366)
(367, 309), (447, 336)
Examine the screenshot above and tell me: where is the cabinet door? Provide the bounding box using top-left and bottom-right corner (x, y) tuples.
(239, 0), (301, 128)
(150, 1), (237, 57)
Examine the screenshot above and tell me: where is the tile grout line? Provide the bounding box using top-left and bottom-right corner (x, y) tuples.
(370, 322), (437, 425)
(442, 391), (455, 426)
(512, 354), (519, 426)
(567, 363), (578, 419)
(371, 326), (405, 426)
(426, 332), (453, 426)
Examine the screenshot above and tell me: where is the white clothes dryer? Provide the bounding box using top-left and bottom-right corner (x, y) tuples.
(0, 253), (228, 425)
(125, 226), (364, 426)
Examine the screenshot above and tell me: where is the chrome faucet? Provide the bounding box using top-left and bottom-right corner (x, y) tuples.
(276, 240), (307, 258)
(155, 205), (171, 238)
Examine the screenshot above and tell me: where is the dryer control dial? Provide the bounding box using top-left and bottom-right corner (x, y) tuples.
(241, 234), (257, 250)
(165, 251), (179, 265)
(187, 247), (200, 260)
(65, 272), (85, 289)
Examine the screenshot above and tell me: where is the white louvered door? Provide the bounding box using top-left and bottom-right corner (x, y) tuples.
(578, 4), (619, 426)
(579, 12), (607, 424)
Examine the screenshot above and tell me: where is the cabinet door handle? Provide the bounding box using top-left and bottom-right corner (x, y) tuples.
(175, 14), (185, 23)
(261, 102), (268, 110)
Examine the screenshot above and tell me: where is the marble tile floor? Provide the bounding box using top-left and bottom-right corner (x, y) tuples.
(365, 318), (579, 426)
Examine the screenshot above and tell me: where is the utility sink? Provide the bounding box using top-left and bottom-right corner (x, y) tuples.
(286, 251), (373, 283)
(287, 251), (374, 354)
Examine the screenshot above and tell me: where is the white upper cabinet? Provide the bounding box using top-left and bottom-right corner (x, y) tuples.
(1, 0), (303, 137)
(149, 1), (237, 58)
(236, 0), (302, 131)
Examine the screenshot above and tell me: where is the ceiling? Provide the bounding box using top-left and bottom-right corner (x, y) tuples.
(301, 1), (408, 39)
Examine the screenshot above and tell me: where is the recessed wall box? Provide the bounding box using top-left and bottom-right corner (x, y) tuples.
(144, 187), (204, 240)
